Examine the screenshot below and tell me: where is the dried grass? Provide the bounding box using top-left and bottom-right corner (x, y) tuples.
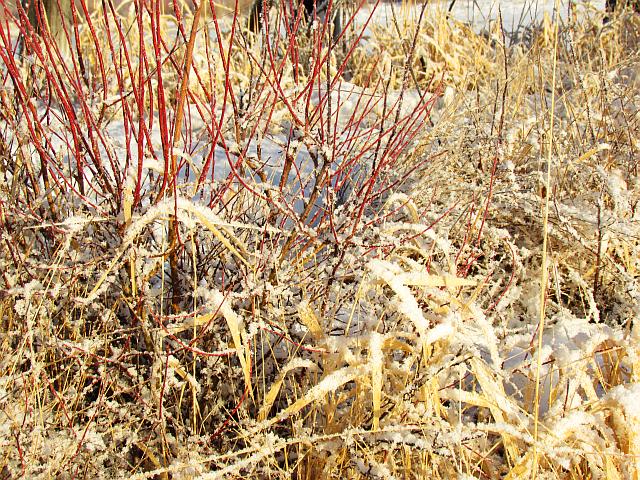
(0, 1), (639, 479)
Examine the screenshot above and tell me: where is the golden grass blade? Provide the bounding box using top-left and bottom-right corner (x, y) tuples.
(605, 455), (623, 480)
(84, 247), (128, 303)
(159, 312), (215, 336)
(441, 387), (498, 410)
(191, 210), (250, 267)
(370, 331), (384, 431)
(168, 355), (202, 393)
(278, 366), (366, 418)
(258, 358), (318, 421)
(533, 2), (561, 477)
(396, 271), (476, 289)
(211, 290), (252, 398)
(471, 358), (521, 465)
(504, 452), (533, 480)
(633, 324), (640, 383)
(601, 384), (640, 476)
(383, 193), (420, 222)
(297, 300), (324, 340)
(250, 366), (368, 433)
(577, 143), (611, 164)
(367, 259), (456, 346)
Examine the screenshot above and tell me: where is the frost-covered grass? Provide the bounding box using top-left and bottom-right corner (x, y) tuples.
(0, 0), (639, 478)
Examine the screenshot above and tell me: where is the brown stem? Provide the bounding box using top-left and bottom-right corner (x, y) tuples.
(164, 0), (206, 312)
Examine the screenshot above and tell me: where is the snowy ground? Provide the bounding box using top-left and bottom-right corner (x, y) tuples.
(363, 0), (607, 33)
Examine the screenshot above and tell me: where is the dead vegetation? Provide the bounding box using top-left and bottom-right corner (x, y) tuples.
(0, 0), (639, 478)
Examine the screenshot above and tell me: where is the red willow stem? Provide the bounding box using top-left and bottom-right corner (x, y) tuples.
(135, 0), (149, 208)
(150, 0), (171, 207)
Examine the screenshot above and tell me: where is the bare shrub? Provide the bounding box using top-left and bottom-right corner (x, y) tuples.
(0, 0), (638, 478)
